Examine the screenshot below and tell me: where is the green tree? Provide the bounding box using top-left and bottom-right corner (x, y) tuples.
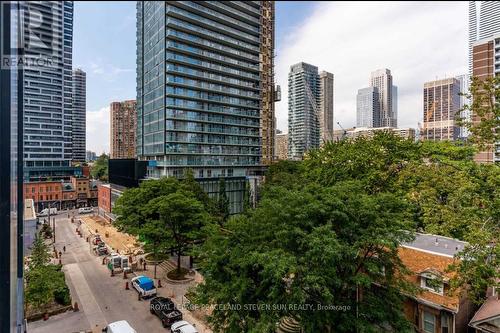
(194, 182), (416, 332)
(91, 153), (109, 181)
(29, 235), (51, 269)
(459, 76), (500, 148)
(216, 178), (230, 224)
(25, 265), (70, 309)
(114, 177), (211, 275)
(447, 228), (500, 305)
(150, 191), (209, 274)
(140, 219), (168, 279)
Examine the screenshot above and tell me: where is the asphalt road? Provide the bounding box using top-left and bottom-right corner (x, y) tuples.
(28, 212), (171, 333)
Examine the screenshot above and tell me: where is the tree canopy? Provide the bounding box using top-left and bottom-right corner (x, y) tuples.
(91, 153), (109, 181)
(194, 132), (499, 331)
(114, 176), (212, 274)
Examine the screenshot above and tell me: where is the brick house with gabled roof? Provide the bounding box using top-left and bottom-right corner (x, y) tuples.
(399, 233), (475, 333)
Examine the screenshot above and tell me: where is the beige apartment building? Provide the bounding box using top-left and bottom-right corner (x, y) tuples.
(421, 78), (461, 142)
(276, 132), (288, 160)
(110, 100), (136, 159)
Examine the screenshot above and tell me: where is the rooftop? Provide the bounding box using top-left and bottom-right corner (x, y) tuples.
(469, 296), (500, 332)
(402, 233), (468, 258)
(24, 199), (36, 220)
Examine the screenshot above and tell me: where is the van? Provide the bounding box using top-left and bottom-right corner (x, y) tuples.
(78, 207), (93, 214)
(38, 207), (57, 217)
(102, 320), (137, 333)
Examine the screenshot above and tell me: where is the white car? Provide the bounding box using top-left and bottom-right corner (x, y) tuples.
(130, 275), (157, 299)
(102, 320), (137, 333)
(171, 321), (199, 333)
(78, 207), (93, 214)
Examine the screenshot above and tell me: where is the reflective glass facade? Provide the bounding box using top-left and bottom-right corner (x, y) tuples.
(137, 1), (273, 212)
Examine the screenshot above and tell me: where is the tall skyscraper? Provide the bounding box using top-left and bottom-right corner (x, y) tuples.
(356, 87), (380, 128)
(469, 1), (500, 75)
(136, 1), (275, 213)
(455, 74), (470, 139)
(72, 69), (86, 162)
(260, 1), (276, 165)
(422, 78), (461, 141)
(392, 85), (398, 124)
(288, 62), (320, 159)
(110, 100), (137, 159)
(369, 68), (397, 128)
(319, 71), (334, 144)
(22, 1), (75, 181)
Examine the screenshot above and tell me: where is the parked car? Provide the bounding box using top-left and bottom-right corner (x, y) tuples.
(150, 296), (183, 328)
(38, 207), (57, 217)
(102, 320), (137, 333)
(96, 243), (108, 256)
(171, 321), (198, 333)
(78, 206), (93, 214)
(131, 275), (157, 299)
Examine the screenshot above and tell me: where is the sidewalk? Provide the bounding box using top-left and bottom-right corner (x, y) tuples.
(139, 261), (212, 333)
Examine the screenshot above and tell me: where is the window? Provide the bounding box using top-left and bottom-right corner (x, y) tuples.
(423, 311), (435, 333)
(441, 312), (450, 333)
(32, 187), (35, 193)
(421, 273), (444, 294)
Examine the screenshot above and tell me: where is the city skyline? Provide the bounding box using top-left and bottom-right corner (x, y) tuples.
(76, 2), (468, 153)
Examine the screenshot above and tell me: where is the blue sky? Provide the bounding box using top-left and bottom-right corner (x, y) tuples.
(76, 2), (467, 154)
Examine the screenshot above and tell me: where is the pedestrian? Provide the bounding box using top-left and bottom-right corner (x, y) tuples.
(59, 251), (62, 258)
(63, 245), (66, 253)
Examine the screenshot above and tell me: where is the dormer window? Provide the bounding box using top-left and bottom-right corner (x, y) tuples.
(420, 272), (444, 295)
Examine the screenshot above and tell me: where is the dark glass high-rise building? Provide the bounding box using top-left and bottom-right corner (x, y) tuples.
(136, 1), (275, 213)
(287, 62), (320, 160)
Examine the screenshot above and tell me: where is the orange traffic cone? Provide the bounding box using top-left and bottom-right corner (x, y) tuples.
(125, 281), (129, 290)
(123, 271), (127, 279)
(73, 302), (79, 312)
(158, 279), (162, 288)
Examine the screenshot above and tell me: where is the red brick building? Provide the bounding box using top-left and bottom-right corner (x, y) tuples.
(98, 184), (111, 214)
(24, 176), (98, 212)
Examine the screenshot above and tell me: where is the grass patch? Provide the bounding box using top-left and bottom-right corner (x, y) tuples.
(145, 252), (169, 262)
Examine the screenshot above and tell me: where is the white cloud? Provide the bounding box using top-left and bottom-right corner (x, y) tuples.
(83, 59), (134, 82)
(86, 106), (110, 154)
(275, 1), (468, 132)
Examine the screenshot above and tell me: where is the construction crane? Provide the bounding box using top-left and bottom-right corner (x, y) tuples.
(337, 121), (351, 141)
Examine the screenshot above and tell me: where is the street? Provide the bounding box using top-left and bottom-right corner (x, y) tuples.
(28, 210), (194, 333)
